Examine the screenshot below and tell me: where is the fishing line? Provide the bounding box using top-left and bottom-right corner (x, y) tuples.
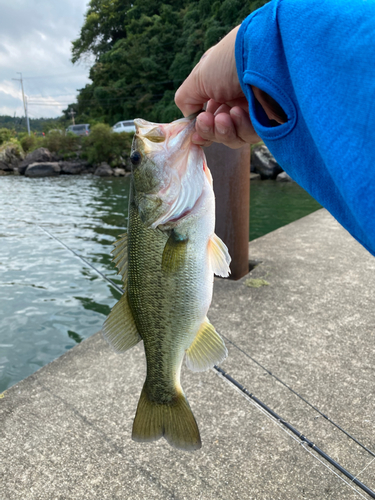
(221, 334), (375, 459)
(37, 226), (375, 495)
(213, 366), (375, 499)
(37, 225), (124, 295)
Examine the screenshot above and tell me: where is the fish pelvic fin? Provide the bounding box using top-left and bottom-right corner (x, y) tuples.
(111, 232), (128, 283)
(161, 230), (188, 274)
(208, 233), (231, 277)
(185, 318), (228, 372)
(102, 291), (142, 353)
(132, 386), (201, 452)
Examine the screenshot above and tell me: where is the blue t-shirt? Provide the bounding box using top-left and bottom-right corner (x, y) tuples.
(235, 0), (375, 256)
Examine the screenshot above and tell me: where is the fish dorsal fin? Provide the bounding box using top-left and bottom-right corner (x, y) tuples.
(185, 318), (227, 372)
(162, 230), (188, 274)
(208, 233), (231, 277)
(111, 233), (128, 283)
(102, 290), (142, 353)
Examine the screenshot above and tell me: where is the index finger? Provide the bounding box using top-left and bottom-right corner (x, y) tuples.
(175, 64), (210, 117)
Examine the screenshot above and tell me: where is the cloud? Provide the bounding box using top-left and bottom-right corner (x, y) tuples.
(0, 0), (91, 118)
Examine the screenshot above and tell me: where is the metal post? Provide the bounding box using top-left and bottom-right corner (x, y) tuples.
(25, 96), (30, 136)
(204, 142), (250, 280)
(12, 73), (30, 135)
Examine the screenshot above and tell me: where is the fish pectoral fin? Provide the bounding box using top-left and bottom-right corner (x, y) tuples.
(132, 385), (201, 451)
(185, 318), (228, 372)
(162, 230), (189, 273)
(208, 233), (231, 277)
(102, 291), (142, 353)
(111, 232), (128, 284)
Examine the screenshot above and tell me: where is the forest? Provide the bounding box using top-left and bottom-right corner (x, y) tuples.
(0, 115), (60, 133)
(68, 0), (270, 125)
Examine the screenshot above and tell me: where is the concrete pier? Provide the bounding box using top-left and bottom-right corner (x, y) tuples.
(1, 209), (375, 499)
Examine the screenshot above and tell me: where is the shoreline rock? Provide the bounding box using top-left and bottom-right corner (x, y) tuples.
(276, 171), (294, 182)
(25, 162), (61, 178)
(251, 144), (283, 180)
(19, 147), (53, 175)
(94, 162), (113, 177)
(0, 143), (24, 173)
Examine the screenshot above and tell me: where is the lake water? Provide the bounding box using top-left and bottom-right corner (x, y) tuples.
(0, 175), (321, 392)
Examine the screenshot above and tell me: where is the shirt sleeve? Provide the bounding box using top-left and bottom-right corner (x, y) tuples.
(235, 0), (375, 256)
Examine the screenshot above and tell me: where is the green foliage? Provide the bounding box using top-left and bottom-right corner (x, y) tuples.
(19, 134), (40, 153)
(17, 125), (132, 165)
(0, 139), (23, 157)
(83, 123), (133, 164)
(41, 131), (80, 154)
(0, 128), (15, 146)
(70, 0), (271, 124)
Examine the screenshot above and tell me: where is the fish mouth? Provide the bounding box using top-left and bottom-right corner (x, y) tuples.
(132, 115), (206, 230)
(133, 115), (198, 154)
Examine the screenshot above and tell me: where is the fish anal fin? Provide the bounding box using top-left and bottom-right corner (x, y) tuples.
(111, 233), (128, 283)
(132, 386), (201, 451)
(185, 318), (227, 372)
(208, 233), (231, 277)
(162, 230), (188, 274)
(102, 291), (141, 353)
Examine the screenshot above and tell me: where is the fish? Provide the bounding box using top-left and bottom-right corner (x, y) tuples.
(102, 114), (231, 451)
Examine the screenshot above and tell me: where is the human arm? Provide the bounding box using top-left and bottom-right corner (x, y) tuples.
(176, 0), (375, 257)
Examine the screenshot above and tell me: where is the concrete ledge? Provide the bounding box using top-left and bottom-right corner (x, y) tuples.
(1, 209), (374, 499)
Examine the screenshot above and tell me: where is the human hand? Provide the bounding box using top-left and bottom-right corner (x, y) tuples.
(175, 26), (261, 149)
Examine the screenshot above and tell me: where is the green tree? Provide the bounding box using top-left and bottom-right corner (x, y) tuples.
(71, 0), (270, 123)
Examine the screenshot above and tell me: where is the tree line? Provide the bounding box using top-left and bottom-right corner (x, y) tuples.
(67, 0), (269, 125)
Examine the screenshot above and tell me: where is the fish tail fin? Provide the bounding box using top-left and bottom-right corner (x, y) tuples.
(132, 385), (201, 451)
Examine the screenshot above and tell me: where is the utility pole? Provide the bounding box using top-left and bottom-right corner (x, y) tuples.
(12, 72), (30, 135)
(69, 110), (76, 125)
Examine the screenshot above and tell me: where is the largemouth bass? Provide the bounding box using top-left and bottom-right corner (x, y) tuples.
(103, 115), (231, 451)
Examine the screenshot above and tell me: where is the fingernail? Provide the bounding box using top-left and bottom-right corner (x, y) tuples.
(199, 124), (209, 133)
(231, 108), (242, 118)
(215, 123), (226, 134)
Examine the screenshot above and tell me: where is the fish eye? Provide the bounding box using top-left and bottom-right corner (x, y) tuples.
(130, 151), (142, 166)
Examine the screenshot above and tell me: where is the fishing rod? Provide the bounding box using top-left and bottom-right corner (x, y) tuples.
(221, 334), (375, 459)
(214, 366), (375, 500)
(39, 226), (375, 497)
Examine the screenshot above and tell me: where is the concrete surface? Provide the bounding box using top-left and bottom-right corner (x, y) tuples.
(1, 209), (375, 500)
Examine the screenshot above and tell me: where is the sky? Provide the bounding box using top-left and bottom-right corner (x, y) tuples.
(0, 0), (92, 119)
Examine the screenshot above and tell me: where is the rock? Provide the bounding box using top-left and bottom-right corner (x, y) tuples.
(0, 143), (24, 172)
(113, 168), (127, 177)
(81, 166), (95, 175)
(250, 172), (261, 180)
(19, 148), (52, 175)
(276, 171), (294, 182)
(251, 144), (283, 180)
(51, 152), (64, 162)
(25, 162), (61, 178)
(94, 162), (113, 177)
(59, 161), (90, 175)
